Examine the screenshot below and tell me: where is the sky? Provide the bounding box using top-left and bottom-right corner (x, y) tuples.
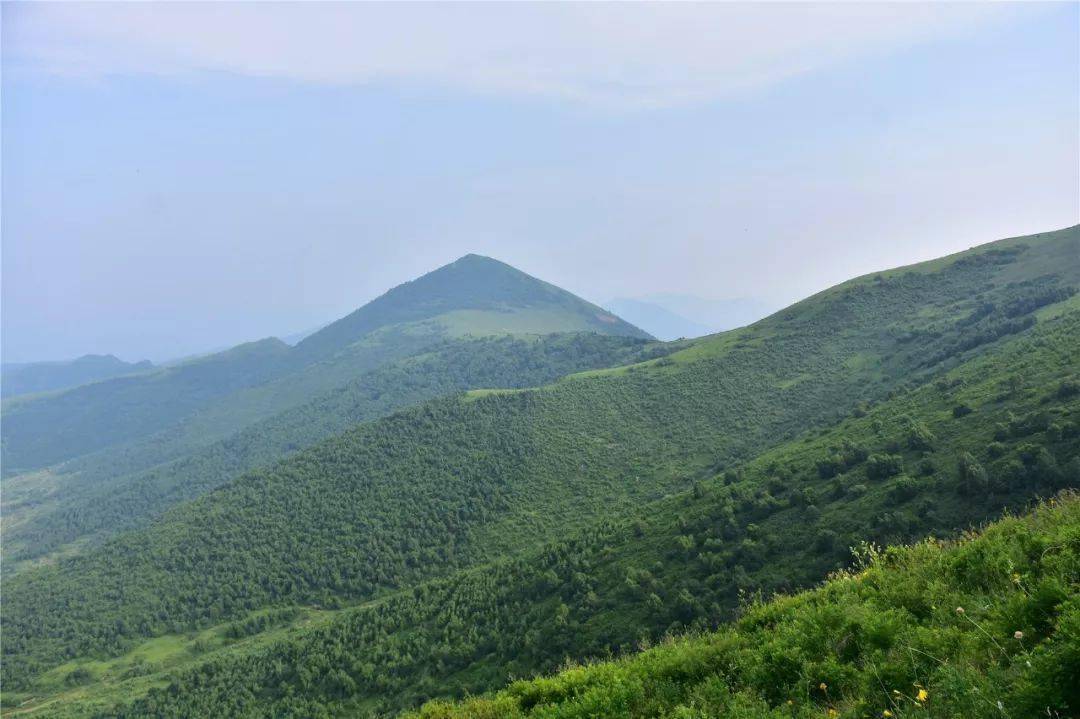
(2, 2), (1078, 363)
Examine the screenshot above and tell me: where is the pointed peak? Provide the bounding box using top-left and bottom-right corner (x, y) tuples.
(445, 253), (513, 270)
(296, 253), (652, 357)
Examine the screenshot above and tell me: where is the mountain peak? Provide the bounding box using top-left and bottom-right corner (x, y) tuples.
(295, 256), (651, 358)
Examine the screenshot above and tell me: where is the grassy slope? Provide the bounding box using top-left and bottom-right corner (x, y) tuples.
(412, 494), (1079, 719)
(14, 296), (1079, 718)
(2, 334), (669, 567)
(3, 227), (1076, 710)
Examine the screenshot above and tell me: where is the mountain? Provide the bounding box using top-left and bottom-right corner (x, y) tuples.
(604, 298), (713, 340)
(649, 294), (774, 332)
(45, 293), (1079, 719)
(606, 295), (777, 340)
(0, 255), (650, 477)
(413, 494), (1079, 719)
(295, 254), (650, 360)
(0, 355), (153, 399)
(2, 334), (669, 568)
(4, 225), (1076, 716)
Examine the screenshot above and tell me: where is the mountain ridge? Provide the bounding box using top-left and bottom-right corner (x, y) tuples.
(294, 254), (651, 360)
(0, 355), (154, 399)
(0, 255), (650, 476)
(5, 226), (1076, 711)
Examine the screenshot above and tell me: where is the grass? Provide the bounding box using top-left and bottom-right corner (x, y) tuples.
(410, 493), (1080, 719)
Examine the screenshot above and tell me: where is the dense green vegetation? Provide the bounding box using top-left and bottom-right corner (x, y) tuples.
(3, 333), (669, 563)
(0, 355), (154, 399)
(10, 286), (1078, 718)
(0, 338), (294, 473)
(412, 493), (1079, 719)
(1, 254), (649, 475)
(3, 227), (1077, 717)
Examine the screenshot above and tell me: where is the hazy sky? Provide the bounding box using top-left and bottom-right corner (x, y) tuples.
(3, 2), (1078, 363)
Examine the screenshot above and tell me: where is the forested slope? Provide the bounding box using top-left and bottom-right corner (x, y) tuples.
(0, 338), (293, 474)
(4, 226), (1076, 708)
(413, 494), (1079, 719)
(2, 334), (669, 565)
(11, 281), (1079, 718)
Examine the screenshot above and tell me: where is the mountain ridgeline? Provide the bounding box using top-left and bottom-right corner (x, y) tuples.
(0, 355), (154, 399)
(0, 254), (650, 475)
(2, 333), (671, 565)
(2, 226), (1078, 719)
(294, 254), (648, 360)
(0, 256), (654, 574)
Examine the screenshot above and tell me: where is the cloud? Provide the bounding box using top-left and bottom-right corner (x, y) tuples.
(3, 2), (1028, 108)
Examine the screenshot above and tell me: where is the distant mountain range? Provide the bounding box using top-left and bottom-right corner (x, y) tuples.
(1, 354), (153, 399)
(605, 295), (774, 340)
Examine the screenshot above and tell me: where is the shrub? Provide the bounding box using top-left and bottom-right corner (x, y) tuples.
(866, 454), (903, 480)
(956, 452), (988, 495)
(887, 476), (921, 503)
(1056, 378), (1080, 399)
(905, 419), (935, 450)
(952, 403), (973, 418)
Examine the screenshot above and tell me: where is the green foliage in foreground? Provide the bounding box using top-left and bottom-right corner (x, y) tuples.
(17, 302), (1079, 719)
(412, 493), (1079, 719)
(4, 333), (665, 563)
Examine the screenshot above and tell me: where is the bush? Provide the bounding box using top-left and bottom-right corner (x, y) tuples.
(956, 452), (989, 495)
(887, 476), (921, 503)
(952, 403), (973, 418)
(905, 419), (935, 450)
(866, 454), (904, 481)
(1056, 378), (1080, 399)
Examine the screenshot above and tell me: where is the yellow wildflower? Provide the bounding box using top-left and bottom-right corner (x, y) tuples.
(883, 711), (894, 717)
(916, 688), (929, 702)
(819, 682), (828, 691)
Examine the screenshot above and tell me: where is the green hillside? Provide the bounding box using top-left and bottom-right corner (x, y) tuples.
(0, 355), (154, 399)
(293, 254), (648, 360)
(0, 255), (650, 475)
(3, 226), (1076, 715)
(0, 338), (293, 474)
(2, 334), (669, 567)
(8, 260), (1078, 718)
(412, 493), (1079, 719)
